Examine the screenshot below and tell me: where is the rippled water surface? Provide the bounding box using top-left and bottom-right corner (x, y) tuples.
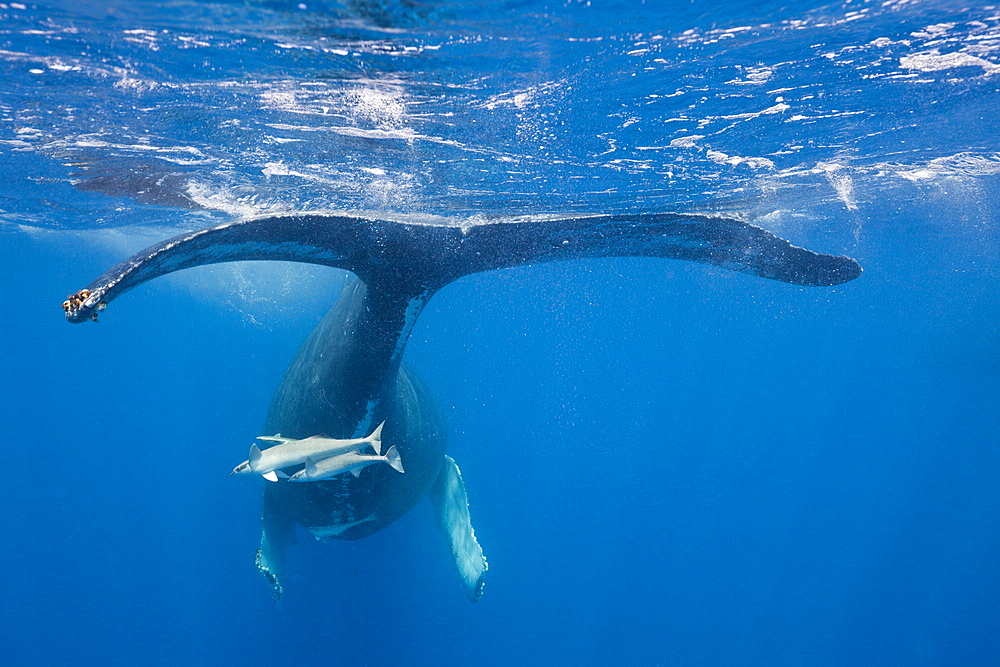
(4, 0), (999, 228)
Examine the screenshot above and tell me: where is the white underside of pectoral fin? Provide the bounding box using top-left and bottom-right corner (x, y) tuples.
(257, 493), (295, 602)
(430, 455), (488, 602)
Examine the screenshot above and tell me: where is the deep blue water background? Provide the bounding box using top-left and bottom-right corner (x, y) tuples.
(2, 0), (1000, 665)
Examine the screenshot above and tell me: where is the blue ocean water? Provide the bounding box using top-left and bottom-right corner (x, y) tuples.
(2, 0), (999, 664)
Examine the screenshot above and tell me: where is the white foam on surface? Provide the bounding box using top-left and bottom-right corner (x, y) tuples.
(900, 51), (1000, 74)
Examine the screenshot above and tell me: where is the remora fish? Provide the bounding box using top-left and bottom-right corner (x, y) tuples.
(231, 422), (384, 481)
(289, 445), (404, 482)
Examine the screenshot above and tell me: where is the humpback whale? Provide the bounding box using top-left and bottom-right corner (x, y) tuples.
(62, 212), (861, 601)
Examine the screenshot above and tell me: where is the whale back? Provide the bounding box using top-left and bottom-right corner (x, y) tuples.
(261, 277), (446, 539)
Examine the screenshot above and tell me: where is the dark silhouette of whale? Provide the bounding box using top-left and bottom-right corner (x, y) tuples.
(63, 212), (862, 600)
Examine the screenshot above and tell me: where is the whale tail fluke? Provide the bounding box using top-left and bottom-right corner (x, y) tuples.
(384, 445), (404, 474)
(62, 213), (862, 325)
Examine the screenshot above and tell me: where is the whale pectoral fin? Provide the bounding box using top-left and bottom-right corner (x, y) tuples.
(256, 490), (296, 601)
(430, 455), (488, 602)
